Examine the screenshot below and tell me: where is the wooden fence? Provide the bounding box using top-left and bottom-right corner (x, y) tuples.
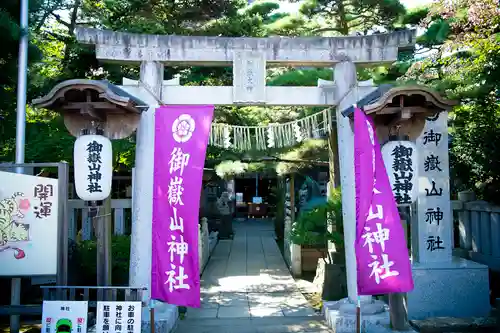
(69, 200), (218, 272)
(452, 193), (500, 272)
(69, 199), (132, 240)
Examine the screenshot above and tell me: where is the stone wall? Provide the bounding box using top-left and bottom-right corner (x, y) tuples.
(199, 218), (218, 273)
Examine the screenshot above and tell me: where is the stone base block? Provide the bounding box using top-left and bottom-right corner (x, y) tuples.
(140, 303), (178, 333)
(408, 257), (491, 320)
(324, 299), (416, 333)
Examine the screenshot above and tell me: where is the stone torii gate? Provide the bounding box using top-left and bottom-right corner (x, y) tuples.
(75, 27), (416, 332)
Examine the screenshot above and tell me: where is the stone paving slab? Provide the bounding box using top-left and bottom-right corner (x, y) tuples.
(180, 219), (325, 331)
(175, 316), (331, 333)
(250, 306), (284, 317)
(410, 316), (498, 333)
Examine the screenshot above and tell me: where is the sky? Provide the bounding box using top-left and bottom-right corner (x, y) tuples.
(278, 0), (433, 12)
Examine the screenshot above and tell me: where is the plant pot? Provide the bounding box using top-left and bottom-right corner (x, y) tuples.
(301, 246), (327, 272)
(313, 253), (347, 301)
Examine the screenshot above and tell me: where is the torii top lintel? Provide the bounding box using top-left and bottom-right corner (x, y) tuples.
(75, 27), (416, 66)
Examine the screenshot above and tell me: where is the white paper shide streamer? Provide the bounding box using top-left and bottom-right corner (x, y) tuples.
(209, 109), (332, 151)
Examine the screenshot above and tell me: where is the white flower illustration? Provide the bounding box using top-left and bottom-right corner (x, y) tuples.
(172, 114), (196, 143)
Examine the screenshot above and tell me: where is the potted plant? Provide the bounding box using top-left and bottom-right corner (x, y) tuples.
(290, 188), (347, 301)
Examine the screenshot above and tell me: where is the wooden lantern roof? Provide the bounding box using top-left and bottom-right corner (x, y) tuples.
(340, 84), (457, 141)
(32, 79), (147, 139)
(342, 84), (457, 119)
(363, 85), (457, 119)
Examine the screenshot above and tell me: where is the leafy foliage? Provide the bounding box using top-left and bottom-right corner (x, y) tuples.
(290, 188), (343, 249)
(76, 235), (131, 286)
(272, 182), (286, 240)
(396, 0), (500, 202)
(276, 139), (328, 175)
(293, 0), (406, 35)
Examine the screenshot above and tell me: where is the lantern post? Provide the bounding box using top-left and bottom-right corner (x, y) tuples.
(74, 126), (114, 285)
(380, 131), (417, 330)
(32, 80), (146, 287)
(362, 86), (457, 329)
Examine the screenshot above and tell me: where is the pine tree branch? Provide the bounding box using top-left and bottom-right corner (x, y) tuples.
(50, 12), (71, 28)
(311, 26), (344, 34)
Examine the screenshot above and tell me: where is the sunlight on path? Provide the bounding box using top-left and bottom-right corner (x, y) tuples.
(188, 219), (316, 319)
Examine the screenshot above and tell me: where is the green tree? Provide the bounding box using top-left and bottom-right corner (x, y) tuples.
(0, 0), (45, 160)
(1, 0), (314, 166)
(398, 0), (500, 201)
(292, 0), (406, 35)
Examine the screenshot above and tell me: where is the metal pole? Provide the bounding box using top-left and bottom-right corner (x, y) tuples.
(11, 1), (29, 332)
(57, 163), (69, 286)
(103, 196), (112, 287)
(15, 0), (28, 170)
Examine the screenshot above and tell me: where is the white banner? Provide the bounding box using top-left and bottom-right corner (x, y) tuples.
(42, 301), (88, 333)
(0, 171), (59, 276)
(96, 302), (142, 333)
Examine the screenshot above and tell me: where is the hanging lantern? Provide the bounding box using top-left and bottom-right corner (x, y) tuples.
(381, 135), (418, 205)
(74, 134), (113, 201)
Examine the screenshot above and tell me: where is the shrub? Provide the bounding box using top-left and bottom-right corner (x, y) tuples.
(75, 235), (131, 286)
(271, 183), (285, 240)
(290, 188), (343, 252)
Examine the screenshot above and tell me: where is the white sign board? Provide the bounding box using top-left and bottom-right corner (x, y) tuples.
(0, 171), (58, 276)
(96, 302), (142, 333)
(42, 301), (88, 333)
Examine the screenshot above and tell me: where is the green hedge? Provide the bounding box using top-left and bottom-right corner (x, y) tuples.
(72, 235), (131, 286)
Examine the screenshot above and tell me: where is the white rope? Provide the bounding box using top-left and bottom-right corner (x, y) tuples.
(134, 80), (343, 150)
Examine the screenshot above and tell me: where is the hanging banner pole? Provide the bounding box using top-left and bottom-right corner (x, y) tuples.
(150, 300), (155, 333)
(356, 296), (361, 333)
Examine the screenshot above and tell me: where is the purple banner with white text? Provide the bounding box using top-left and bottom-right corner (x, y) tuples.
(354, 108), (414, 295)
(151, 105), (214, 307)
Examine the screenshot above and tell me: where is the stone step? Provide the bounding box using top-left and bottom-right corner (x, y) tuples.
(174, 316), (332, 333)
(410, 316), (498, 333)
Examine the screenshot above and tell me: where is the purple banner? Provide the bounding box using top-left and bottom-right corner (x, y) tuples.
(151, 105), (214, 307)
(354, 108), (414, 295)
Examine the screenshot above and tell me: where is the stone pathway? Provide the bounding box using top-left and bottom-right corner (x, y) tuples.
(175, 219), (331, 333)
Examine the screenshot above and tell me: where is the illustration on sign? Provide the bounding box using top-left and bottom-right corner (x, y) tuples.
(0, 192), (31, 259)
(42, 301), (88, 333)
(0, 171), (58, 276)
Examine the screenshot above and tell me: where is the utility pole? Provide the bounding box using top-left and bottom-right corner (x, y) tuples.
(11, 0), (29, 332)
